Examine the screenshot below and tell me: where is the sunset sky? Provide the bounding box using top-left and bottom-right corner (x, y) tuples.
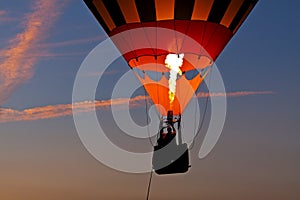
(0, 0), (299, 199)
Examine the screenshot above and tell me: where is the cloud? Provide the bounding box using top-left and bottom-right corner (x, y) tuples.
(0, 10), (17, 23)
(197, 91), (275, 98)
(0, 36), (106, 61)
(0, 0), (63, 105)
(37, 36), (105, 48)
(0, 91), (273, 123)
(19, 51), (88, 59)
(0, 10), (7, 16)
(85, 69), (127, 77)
(0, 96), (145, 123)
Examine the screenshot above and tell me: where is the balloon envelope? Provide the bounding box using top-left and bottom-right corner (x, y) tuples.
(84, 0), (258, 115)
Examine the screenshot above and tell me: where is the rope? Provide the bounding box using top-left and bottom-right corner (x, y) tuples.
(146, 170), (154, 200)
(144, 87), (155, 147)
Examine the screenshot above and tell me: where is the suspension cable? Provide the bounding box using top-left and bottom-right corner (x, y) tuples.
(144, 87), (155, 147)
(146, 170), (154, 200)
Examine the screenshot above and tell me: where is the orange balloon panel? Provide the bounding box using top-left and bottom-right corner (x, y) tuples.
(135, 69), (204, 116)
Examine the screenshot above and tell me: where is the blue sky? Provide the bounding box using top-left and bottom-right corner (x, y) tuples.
(0, 0), (299, 199)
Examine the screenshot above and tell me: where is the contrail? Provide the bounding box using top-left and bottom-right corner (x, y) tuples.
(0, 91), (274, 123)
(197, 91), (275, 98)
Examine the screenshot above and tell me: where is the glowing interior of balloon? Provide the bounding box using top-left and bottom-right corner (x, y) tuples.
(165, 53), (184, 108)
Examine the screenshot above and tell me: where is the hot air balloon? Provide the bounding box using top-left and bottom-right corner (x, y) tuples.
(83, 0), (258, 175)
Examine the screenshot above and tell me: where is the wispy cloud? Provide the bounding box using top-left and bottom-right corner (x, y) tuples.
(0, 36), (104, 61)
(0, 0), (63, 105)
(85, 69), (127, 77)
(0, 10), (7, 16)
(0, 91), (273, 123)
(197, 91), (275, 98)
(0, 96), (145, 123)
(18, 51), (88, 59)
(37, 36), (105, 48)
(0, 10), (17, 22)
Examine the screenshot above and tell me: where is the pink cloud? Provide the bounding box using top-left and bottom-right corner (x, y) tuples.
(0, 0), (63, 105)
(0, 10), (7, 16)
(0, 10), (17, 22)
(0, 96), (144, 123)
(0, 91), (274, 123)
